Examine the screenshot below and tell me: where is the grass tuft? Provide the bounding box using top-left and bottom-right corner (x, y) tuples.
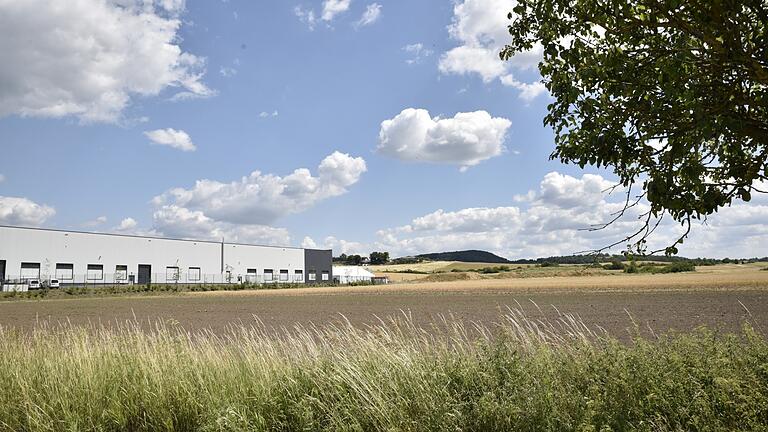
(0, 310), (765, 431)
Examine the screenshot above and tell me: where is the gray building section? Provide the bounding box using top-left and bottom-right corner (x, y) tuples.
(304, 249), (333, 284)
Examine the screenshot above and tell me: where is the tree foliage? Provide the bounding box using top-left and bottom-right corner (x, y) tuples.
(501, 0), (768, 254)
(369, 251), (390, 265)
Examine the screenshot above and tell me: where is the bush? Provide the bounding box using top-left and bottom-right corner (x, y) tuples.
(624, 261), (639, 273)
(637, 261), (696, 274)
(603, 261), (625, 270)
(538, 261), (560, 267)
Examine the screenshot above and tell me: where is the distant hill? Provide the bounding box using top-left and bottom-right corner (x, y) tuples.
(415, 250), (512, 264)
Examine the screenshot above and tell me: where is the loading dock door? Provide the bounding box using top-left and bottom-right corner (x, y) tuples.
(20, 263), (40, 281)
(138, 265), (151, 285)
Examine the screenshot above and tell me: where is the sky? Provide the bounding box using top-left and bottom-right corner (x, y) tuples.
(0, 0), (766, 259)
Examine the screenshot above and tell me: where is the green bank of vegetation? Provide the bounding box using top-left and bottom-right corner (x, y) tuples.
(0, 281), (376, 301)
(1, 312), (766, 431)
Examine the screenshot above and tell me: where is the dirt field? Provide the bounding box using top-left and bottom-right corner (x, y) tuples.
(0, 264), (766, 339)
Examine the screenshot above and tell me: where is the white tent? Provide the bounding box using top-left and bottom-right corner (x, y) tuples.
(332, 266), (375, 284)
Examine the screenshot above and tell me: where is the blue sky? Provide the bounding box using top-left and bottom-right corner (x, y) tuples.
(1, 0), (766, 259)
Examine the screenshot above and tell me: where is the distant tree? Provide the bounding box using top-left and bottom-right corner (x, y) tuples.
(501, 0), (768, 255)
(347, 255), (363, 266)
(369, 251), (390, 265)
(333, 253), (348, 263)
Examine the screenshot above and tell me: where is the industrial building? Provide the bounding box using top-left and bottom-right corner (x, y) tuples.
(0, 225), (332, 290)
(332, 265), (376, 284)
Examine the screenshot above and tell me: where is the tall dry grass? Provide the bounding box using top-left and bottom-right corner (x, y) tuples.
(0, 308), (766, 431)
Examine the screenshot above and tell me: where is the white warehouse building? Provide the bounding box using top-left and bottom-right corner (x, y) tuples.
(0, 225), (333, 290)
(332, 266), (376, 284)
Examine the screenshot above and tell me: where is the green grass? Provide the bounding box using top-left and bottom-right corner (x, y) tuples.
(0, 310), (766, 431)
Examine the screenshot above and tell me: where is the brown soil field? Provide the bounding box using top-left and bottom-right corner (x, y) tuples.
(1, 264), (766, 339)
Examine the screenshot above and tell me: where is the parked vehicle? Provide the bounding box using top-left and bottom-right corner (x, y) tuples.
(48, 279), (60, 288)
(28, 279), (41, 290)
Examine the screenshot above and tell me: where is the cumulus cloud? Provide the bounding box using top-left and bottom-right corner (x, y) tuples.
(373, 171), (768, 259)
(321, 0), (351, 21)
(301, 235), (369, 255)
(0, 0), (213, 123)
(152, 205), (291, 245)
(151, 151), (366, 242)
(114, 217), (138, 232)
(354, 3), (381, 28)
(295, 0), (351, 29)
(0, 196), (55, 227)
(145, 128), (196, 152)
(377, 108), (511, 171)
(499, 75), (547, 102)
(439, 0), (546, 100)
(403, 43), (433, 65)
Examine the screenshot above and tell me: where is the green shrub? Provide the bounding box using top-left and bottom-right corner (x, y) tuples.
(637, 261), (696, 274)
(603, 260), (625, 270)
(624, 261), (639, 273)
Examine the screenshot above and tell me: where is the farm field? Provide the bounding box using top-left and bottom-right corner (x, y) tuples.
(0, 263), (766, 338)
(2, 263), (768, 431)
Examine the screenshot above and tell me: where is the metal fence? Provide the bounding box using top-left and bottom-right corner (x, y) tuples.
(1, 273), (307, 292)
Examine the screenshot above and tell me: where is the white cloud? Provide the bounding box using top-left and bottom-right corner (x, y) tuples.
(294, 6), (318, 30)
(0, 196), (55, 227)
(152, 205), (291, 245)
(377, 108), (511, 171)
(354, 3), (381, 28)
(152, 151), (366, 230)
(145, 128), (196, 152)
(322, 0), (351, 21)
(296, 0), (352, 29)
(114, 217), (138, 232)
(0, 0), (212, 123)
(372, 171), (768, 259)
(439, 0), (545, 100)
(500, 75), (547, 102)
(259, 110), (279, 118)
(403, 43), (433, 65)
(0, 174), (5, 183)
(302, 235), (369, 255)
(219, 66), (237, 77)
(82, 215), (108, 228)
(301, 236), (318, 249)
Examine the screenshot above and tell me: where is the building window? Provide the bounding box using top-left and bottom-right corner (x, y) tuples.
(189, 267), (201, 281)
(308, 270), (316, 281)
(20, 262), (41, 281)
(321, 270), (330, 281)
(55, 263), (74, 280)
(264, 269), (273, 281)
(114, 265), (128, 281)
(87, 264), (103, 281)
(166, 266), (180, 282)
(294, 269), (303, 281)
(279, 269), (289, 281)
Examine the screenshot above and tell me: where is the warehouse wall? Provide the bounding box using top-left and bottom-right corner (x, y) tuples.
(0, 226), (323, 286)
(224, 243), (305, 283)
(0, 226), (221, 284)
